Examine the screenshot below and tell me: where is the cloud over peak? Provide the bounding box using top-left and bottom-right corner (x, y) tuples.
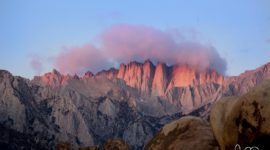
(51, 24), (227, 75)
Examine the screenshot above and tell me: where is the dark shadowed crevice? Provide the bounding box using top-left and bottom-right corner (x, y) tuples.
(251, 135), (270, 150)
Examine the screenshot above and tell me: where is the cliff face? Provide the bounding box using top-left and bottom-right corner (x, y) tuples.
(91, 60), (270, 115)
(116, 61), (224, 95)
(152, 62), (168, 96)
(117, 60), (155, 94)
(114, 61), (224, 112)
(1, 60), (270, 150)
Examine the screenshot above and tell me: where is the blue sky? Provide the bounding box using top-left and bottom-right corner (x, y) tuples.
(0, 0), (269, 78)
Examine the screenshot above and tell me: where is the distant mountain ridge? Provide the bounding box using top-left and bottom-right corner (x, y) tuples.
(35, 60), (225, 112)
(0, 60), (270, 150)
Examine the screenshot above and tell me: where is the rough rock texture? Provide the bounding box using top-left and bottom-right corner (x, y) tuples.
(193, 62), (270, 119)
(56, 139), (129, 150)
(210, 80), (270, 150)
(151, 62), (168, 96)
(210, 96), (239, 150)
(0, 68), (181, 150)
(224, 62), (270, 96)
(1, 60), (270, 150)
(101, 139), (130, 150)
(0, 124), (52, 150)
(116, 61), (225, 113)
(144, 116), (219, 150)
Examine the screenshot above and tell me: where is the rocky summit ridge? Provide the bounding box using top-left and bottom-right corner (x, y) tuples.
(35, 60), (226, 112)
(0, 60), (270, 150)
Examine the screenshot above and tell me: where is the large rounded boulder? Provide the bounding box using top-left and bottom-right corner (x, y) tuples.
(210, 80), (270, 150)
(144, 116), (219, 150)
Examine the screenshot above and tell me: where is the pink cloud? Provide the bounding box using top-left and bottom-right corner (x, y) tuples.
(53, 24), (227, 75)
(101, 24), (226, 74)
(54, 44), (109, 75)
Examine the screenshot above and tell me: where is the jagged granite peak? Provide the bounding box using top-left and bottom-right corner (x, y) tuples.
(152, 62), (168, 96)
(167, 65), (224, 89)
(29, 60), (268, 115)
(95, 68), (118, 79)
(224, 62), (270, 95)
(114, 60), (224, 96)
(167, 64), (197, 88)
(141, 59), (155, 94)
(117, 63), (126, 79)
(84, 71), (94, 78)
(118, 61), (144, 90)
(33, 69), (68, 86)
(198, 69), (224, 85)
(0, 69), (13, 77)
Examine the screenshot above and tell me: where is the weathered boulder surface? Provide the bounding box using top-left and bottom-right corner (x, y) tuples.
(56, 139), (130, 150)
(210, 80), (270, 150)
(144, 116), (219, 150)
(101, 139), (130, 150)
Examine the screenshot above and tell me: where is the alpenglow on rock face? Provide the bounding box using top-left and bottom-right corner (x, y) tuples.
(111, 60), (225, 112)
(0, 60), (270, 150)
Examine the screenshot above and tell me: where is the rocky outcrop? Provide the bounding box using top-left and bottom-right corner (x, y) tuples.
(101, 139), (130, 150)
(116, 60), (155, 94)
(56, 139), (130, 150)
(224, 62), (270, 96)
(145, 80), (270, 150)
(0, 69), (182, 150)
(151, 62), (168, 96)
(210, 80), (270, 150)
(141, 60), (155, 94)
(1, 60), (270, 150)
(144, 116), (219, 150)
(0, 70), (95, 148)
(115, 61), (224, 112)
(83, 71), (94, 78)
(0, 124), (53, 150)
(95, 68), (118, 79)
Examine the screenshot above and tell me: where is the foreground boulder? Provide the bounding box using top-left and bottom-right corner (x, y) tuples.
(56, 139), (130, 150)
(101, 139), (130, 150)
(144, 116), (219, 150)
(210, 80), (270, 150)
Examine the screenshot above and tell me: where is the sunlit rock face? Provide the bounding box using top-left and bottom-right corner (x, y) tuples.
(115, 60), (224, 112)
(32, 69), (75, 87)
(152, 62), (168, 96)
(116, 60), (155, 94)
(117, 61), (144, 91)
(168, 64), (197, 88)
(141, 60), (155, 94)
(167, 64), (224, 88)
(117, 60), (224, 96)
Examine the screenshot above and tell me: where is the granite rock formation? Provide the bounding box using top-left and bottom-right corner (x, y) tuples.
(0, 60), (270, 149)
(144, 116), (219, 150)
(211, 80), (270, 150)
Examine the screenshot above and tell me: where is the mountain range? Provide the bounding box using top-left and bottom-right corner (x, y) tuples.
(0, 60), (270, 150)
